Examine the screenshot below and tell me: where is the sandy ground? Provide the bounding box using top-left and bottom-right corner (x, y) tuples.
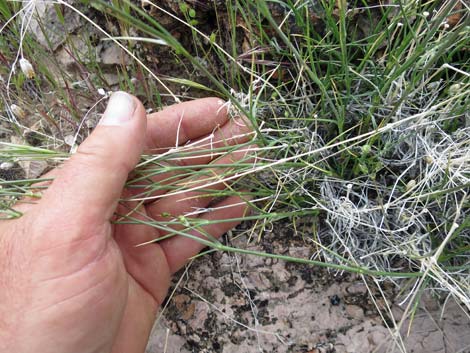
(145, 232), (470, 353)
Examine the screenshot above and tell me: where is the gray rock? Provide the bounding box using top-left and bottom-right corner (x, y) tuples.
(55, 35), (90, 68)
(18, 160), (48, 179)
(345, 304), (364, 319)
(146, 318), (190, 353)
(146, 239), (470, 353)
(99, 43), (130, 65)
(27, 0), (82, 51)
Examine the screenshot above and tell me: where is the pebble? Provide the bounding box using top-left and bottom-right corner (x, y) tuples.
(345, 305), (364, 319)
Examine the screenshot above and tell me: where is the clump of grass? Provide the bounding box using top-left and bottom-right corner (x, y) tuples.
(1, 0), (469, 336)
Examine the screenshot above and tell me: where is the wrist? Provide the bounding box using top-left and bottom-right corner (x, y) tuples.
(0, 226), (28, 352)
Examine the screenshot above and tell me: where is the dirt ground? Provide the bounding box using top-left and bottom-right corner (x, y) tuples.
(145, 227), (470, 353)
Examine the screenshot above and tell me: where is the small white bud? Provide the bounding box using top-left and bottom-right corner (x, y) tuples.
(423, 11), (429, 17)
(19, 58), (35, 79)
(10, 104), (26, 119)
(97, 88), (106, 96)
(397, 22), (403, 27)
(424, 155), (433, 164)
(406, 179), (416, 192)
(85, 119), (97, 129)
(64, 135), (76, 147)
(361, 144), (371, 155)
(0, 162), (14, 170)
(64, 136), (78, 153)
(449, 83), (461, 95)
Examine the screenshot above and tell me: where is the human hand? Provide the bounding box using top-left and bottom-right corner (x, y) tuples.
(0, 92), (253, 353)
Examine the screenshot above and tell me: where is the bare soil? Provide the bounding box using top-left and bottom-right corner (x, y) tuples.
(146, 226), (470, 353)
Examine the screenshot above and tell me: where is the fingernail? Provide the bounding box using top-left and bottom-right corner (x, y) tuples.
(99, 91), (136, 126)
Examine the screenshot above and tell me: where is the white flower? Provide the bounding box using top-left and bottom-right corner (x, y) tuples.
(19, 58), (35, 79)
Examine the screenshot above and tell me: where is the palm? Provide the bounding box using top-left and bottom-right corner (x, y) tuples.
(110, 202), (172, 353)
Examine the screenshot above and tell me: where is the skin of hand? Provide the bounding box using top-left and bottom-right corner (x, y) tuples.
(0, 92), (252, 353)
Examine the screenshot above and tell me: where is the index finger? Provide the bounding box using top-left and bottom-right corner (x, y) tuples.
(145, 97), (229, 152)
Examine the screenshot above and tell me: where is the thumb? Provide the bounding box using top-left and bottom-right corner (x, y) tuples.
(42, 91), (147, 222)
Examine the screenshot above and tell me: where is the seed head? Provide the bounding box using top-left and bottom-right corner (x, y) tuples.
(406, 179), (416, 192)
(19, 58), (35, 79)
(449, 83), (461, 95)
(0, 162), (14, 170)
(361, 144), (371, 155)
(10, 104), (26, 119)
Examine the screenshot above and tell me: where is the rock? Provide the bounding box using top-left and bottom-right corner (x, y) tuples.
(345, 282), (367, 295)
(272, 262), (290, 283)
(172, 294), (195, 321)
(288, 246), (311, 258)
(246, 271), (271, 291)
(27, 0), (82, 50)
(85, 116), (99, 129)
(345, 305), (364, 319)
(421, 292), (440, 311)
(173, 294), (190, 309)
(55, 35), (90, 69)
(99, 43), (130, 65)
(57, 38), (130, 69)
(147, 237), (470, 353)
(102, 73), (120, 86)
(18, 160), (48, 179)
(181, 302), (195, 321)
(368, 329), (387, 345)
(146, 319), (190, 353)
(187, 301), (209, 329)
(176, 321), (187, 335)
(188, 333), (200, 343)
(9, 136), (24, 145)
(64, 134), (76, 147)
